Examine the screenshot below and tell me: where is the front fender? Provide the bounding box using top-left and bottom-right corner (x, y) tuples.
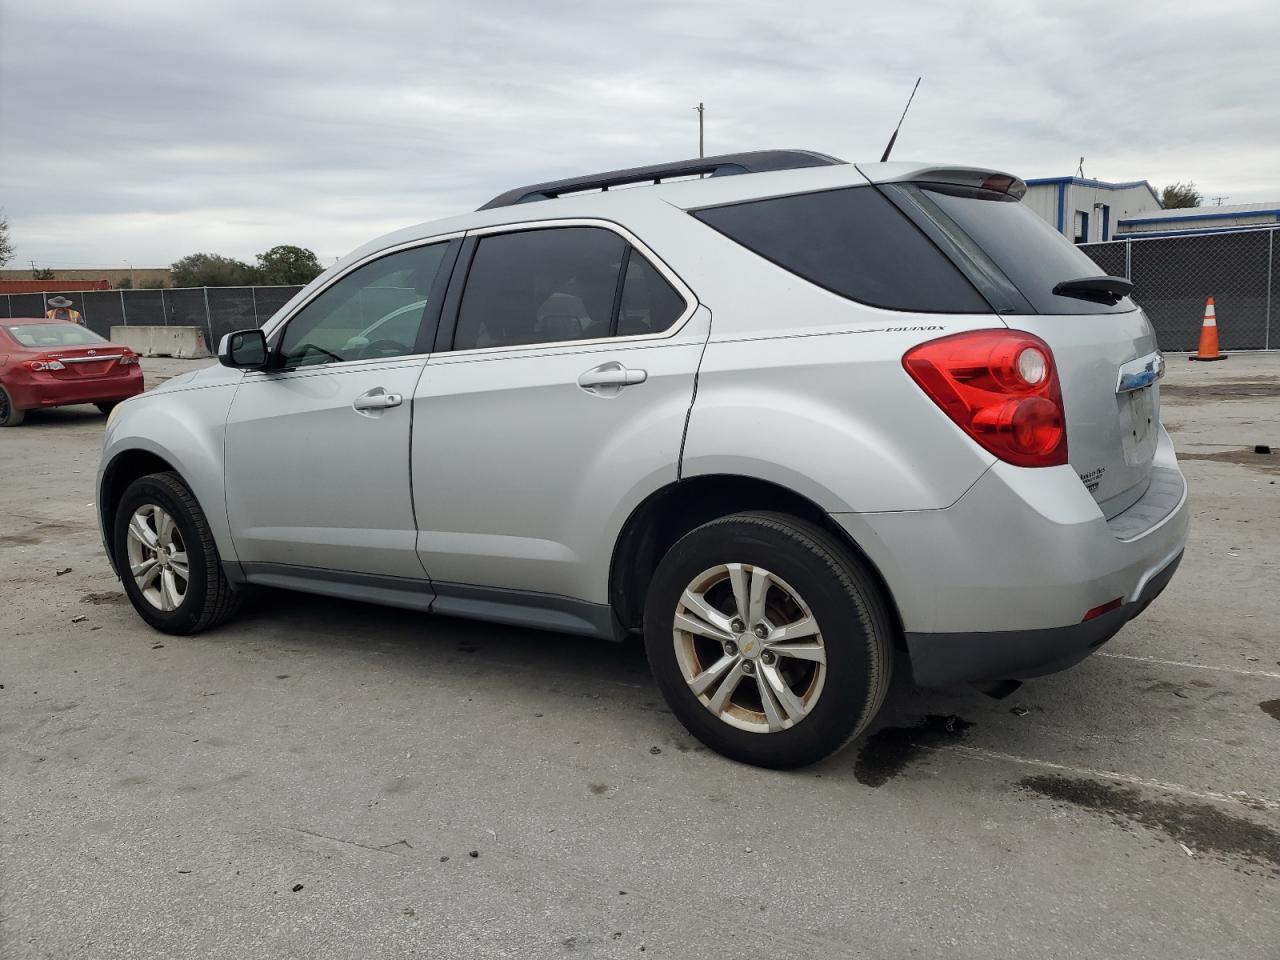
(98, 382), (239, 572)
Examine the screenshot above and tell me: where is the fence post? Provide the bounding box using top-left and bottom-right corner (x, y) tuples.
(160, 287), (167, 326)
(1124, 239), (1131, 280)
(251, 286), (258, 327)
(1267, 229), (1274, 351)
(202, 286), (214, 348)
(120, 288), (128, 326)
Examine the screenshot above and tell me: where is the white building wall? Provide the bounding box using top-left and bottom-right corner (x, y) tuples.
(1022, 178), (1162, 242)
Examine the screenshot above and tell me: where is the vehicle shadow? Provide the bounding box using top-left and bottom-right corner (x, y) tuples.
(11, 406), (108, 429)
(219, 586), (1130, 785)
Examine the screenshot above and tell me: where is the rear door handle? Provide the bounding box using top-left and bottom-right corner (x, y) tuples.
(578, 362), (648, 393)
(352, 388), (403, 413)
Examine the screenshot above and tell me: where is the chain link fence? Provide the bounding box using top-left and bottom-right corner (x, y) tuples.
(0, 285), (305, 347)
(1081, 226), (1277, 351)
(4, 230), (1278, 353)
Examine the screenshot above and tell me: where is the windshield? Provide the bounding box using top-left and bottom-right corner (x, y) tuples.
(886, 183), (1135, 315)
(5, 323), (110, 348)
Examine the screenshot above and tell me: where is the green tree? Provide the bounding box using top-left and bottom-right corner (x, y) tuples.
(1160, 181), (1202, 209)
(116, 276), (133, 289)
(0, 212), (13, 267)
(255, 244), (324, 285)
(32, 265), (55, 280)
(170, 252), (257, 287)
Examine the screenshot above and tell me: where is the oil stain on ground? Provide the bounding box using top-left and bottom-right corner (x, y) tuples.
(854, 714), (973, 787)
(1159, 378), (1279, 401)
(1019, 774), (1280, 876)
(1177, 447), (1280, 476)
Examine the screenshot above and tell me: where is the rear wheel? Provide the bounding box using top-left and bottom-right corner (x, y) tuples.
(96, 401), (119, 416)
(0, 385), (25, 426)
(113, 471), (241, 634)
(644, 512), (893, 769)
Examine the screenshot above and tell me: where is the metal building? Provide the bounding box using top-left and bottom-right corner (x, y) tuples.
(1023, 176), (1162, 244)
(1116, 201), (1280, 238)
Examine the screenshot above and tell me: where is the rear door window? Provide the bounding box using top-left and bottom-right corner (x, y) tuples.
(692, 186), (990, 313)
(616, 250), (687, 337)
(453, 227), (627, 350)
(887, 183), (1134, 315)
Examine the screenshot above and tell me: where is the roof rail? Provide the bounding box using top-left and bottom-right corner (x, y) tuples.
(477, 149), (846, 211)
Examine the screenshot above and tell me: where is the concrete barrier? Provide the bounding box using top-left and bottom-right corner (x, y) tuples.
(110, 326), (212, 359)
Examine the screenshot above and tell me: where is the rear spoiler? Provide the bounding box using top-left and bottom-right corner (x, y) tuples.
(856, 163), (1027, 200)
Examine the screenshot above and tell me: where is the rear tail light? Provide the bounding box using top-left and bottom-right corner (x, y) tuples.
(25, 359), (66, 372)
(119, 353), (139, 366)
(903, 330), (1068, 468)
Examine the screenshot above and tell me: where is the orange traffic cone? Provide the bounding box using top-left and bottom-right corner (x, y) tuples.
(1189, 296), (1227, 361)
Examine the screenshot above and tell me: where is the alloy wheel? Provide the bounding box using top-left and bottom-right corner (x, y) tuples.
(125, 504), (189, 612)
(672, 563), (827, 734)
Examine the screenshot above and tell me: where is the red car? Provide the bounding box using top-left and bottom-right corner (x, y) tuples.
(0, 318), (144, 426)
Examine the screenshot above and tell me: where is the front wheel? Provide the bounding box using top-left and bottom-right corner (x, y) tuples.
(113, 471), (241, 634)
(644, 512), (893, 769)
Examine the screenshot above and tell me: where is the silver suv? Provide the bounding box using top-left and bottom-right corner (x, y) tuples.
(98, 151), (1188, 767)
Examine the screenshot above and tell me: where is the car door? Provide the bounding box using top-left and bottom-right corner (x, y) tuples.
(224, 237), (458, 580)
(410, 221), (708, 614)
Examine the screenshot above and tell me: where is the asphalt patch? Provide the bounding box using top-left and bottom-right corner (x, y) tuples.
(1019, 774), (1280, 876)
(854, 714), (973, 787)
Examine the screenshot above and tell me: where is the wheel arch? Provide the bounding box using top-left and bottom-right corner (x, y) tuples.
(99, 448), (182, 572)
(608, 473), (904, 644)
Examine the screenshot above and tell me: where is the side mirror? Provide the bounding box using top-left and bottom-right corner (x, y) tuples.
(218, 329), (269, 370)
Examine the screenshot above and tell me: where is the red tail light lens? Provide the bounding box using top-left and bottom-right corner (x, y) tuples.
(118, 353), (139, 366)
(25, 358), (66, 372)
(903, 330), (1068, 467)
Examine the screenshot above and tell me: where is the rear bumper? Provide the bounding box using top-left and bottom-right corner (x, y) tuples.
(904, 549), (1181, 688)
(833, 425), (1189, 688)
(7, 369), (143, 409)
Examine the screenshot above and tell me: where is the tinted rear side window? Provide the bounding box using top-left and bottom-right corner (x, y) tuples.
(891, 184), (1134, 315)
(454, 227), (626, 349)
(616, 251), (686, 337)
(692, 186), (990, 313)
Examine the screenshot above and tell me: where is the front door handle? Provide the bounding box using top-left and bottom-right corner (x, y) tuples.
(352, 388), (403, 414)
(578, 362), (648, 394)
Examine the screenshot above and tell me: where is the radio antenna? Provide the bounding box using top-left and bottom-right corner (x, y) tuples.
(879, 77), (922, 163)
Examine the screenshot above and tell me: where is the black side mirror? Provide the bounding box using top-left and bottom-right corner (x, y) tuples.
(218, 329), (269, 370)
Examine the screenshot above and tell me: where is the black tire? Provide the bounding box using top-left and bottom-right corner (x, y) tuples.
(113, 471), (241, 635)
(643, 512), (893, 769)
(96, 401), (119, 416)
(0, 385), (25, 426)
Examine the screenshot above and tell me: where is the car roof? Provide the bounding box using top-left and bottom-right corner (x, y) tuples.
(5, 317), (69, 325)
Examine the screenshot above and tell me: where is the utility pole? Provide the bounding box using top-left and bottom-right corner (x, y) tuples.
(694, 102), (704, 158)
(123, 260), (135, 288)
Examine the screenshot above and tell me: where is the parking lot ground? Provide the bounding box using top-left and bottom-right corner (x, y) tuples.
(2, 352), (1278, 959)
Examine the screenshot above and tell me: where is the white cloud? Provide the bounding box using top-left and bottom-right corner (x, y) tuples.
(1, 0), (1276, 267)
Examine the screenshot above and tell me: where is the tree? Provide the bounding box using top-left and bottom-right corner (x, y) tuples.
(0, 212), (13, 267)
(170, 252), (257, 287)
(1161, 181), (1202, 209)
(32, 265), (55, 280)
(255, 244), (323, 285)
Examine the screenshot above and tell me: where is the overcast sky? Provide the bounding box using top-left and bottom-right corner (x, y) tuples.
(1, 0), (1277, 269)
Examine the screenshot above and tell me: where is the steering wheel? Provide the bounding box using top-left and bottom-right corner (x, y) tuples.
(359, 339), (409, 360)
(292, 343), (345, 365)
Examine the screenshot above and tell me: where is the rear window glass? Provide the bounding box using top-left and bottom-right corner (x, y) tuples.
(890, 184), (1134, 315)
(692, 186), (990, 313)
(6, 323), (108, 348)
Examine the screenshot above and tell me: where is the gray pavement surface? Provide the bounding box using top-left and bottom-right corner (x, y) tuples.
(2, 353), (1278, 959)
